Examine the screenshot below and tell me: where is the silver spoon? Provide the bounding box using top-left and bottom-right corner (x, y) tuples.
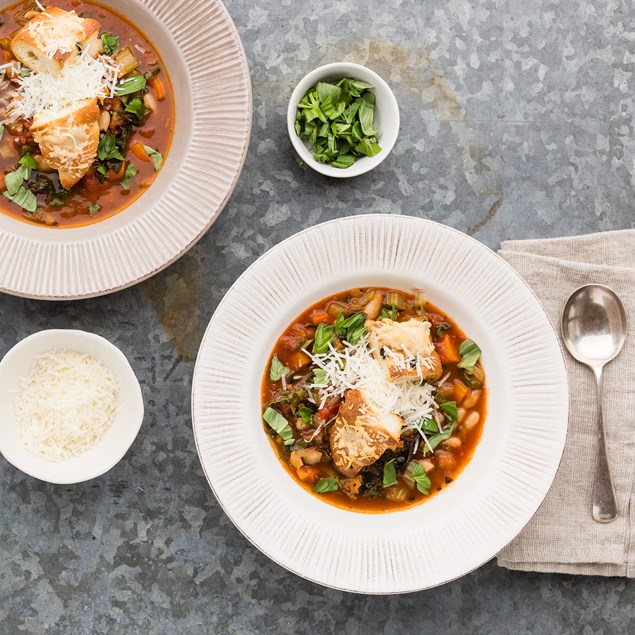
(562, 284), (627, 523)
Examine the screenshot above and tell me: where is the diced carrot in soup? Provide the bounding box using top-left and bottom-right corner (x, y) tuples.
(296, 466), (320, 482)
(453, 379), (469, 403)
(288, 351), (311, 370)
(435, 335), (461, 364)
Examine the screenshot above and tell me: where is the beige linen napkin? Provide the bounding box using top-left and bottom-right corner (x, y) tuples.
(496, 229), (635, 577)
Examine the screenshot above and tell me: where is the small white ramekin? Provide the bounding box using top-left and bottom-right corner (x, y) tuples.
(287, 62), (400, 178)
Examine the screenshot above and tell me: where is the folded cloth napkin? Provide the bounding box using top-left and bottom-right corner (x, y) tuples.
(496, 229), (635, 577)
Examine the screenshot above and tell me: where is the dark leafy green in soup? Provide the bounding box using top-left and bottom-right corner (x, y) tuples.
(261, 287), (487, 513)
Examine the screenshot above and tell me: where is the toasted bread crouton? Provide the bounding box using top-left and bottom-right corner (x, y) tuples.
(11, 7), (101, 75)
(330, 389), (403, 478)
(31, 98), (100, 188)
(366, 318), (443, 383)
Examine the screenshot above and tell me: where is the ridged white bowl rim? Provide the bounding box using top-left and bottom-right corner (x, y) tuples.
(0, 0), (251, 300)
(192, 215), (569, 594)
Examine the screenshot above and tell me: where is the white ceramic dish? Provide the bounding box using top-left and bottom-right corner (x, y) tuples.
(0, 0), (251, 300)
(192, 214), (569, 594)
(0, 330), (144, 484)
(287, 62), (399, 178)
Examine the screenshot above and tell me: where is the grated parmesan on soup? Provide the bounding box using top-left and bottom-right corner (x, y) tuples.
(16, 350), (119, 461)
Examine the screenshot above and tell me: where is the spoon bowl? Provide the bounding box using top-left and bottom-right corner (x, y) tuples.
(562, 284), (628, 524)
(562, 285), (627, 367)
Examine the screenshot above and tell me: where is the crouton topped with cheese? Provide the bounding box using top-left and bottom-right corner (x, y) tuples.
(330, 389), (404, 478)
(366, 318), (443, 383)
(11, 7), (102, 74)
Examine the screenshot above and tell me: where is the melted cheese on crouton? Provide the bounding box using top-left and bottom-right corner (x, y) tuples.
(366, 318), (443, 383)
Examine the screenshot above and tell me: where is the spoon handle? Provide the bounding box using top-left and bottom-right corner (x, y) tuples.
(592, 367), (618, 523)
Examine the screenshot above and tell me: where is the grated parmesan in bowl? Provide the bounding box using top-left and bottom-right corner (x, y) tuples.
(16, 350), (119, 462)
(0, 330), (144, 484)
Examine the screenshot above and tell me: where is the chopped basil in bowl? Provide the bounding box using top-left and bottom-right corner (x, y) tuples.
(287, 62), (399, 178)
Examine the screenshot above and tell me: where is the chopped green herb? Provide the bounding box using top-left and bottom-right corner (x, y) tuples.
(298, 406), (314, 425)
(411, 462), (431, 495)
(263, 406), (295, 446)
(423, 425), (455, 455)
(19, 68), (31, 78)
(97, 133), (124, 162)
(89, 203), (101, 215)
(295, 77), (382, 168)
(124, 97), (145, 115)
(380, 305), (398, 320)
(143, 146), (163, 171)
(4, 186), (36, 212)
(334, 311), (366, 344)
(18, 153), (37, 171)
(115, 73), (146, 96)
(312, 368), (328, 387)
(436, 322), (451, 337)
(313, 477), (339, 494)
(457, 339), (481, 371)
(439, 401), (458, 424)
(269, 355), (290, 382)
(120, 164), (138, 190)
(383, 459), (398, 488)
(417, 417), (440, 435)
(101, 33), (120, 55)
(5, 169), (26, 196)
(312, 323), (334, 354)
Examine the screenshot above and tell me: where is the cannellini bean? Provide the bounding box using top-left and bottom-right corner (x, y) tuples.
(457, 407), (466, 422)
(444, 436), (462, 448)
(98, 110), (111, 131)
(420, 459), (435, 472)
(463, 389), (482, 409)
(464, 411), (480, 430)
(364, 291), (383, 320)
(144, 92), (158, 112)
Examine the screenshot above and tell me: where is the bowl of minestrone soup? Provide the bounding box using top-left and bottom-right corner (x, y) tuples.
(192, 214), (569, 593)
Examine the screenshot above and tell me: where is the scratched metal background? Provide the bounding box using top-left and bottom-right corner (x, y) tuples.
(1, 0), (634, 632)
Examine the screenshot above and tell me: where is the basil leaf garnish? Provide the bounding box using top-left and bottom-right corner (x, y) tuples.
(295, 78), (382, 169)
(411, 463), (431, 495)
(383, 459), (398, 487)
(312, 368), (328, 387)
(263, 407), (295, 446)
(312, 323), (334, 354)
(439, 401), (458, 424)
(298, 406), (314, 425)
(334, 311), (366, 344)
(143, 146), (163, 171)
(120, 164), (138, 191)
(313, 477), (339, 494)
(101, 33), (120, 55)
(269, 355), (290, 382)
(4, 186), (36, 212)
(97, 133), (124, 161)
(115, 73), (146, 96)
(457, 339), (481, 371)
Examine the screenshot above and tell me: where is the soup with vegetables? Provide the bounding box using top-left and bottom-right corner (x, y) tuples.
(261, 288), (487, 513)
(0, 0), (174, 227)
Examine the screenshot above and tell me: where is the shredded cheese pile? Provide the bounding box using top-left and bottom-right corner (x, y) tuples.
(4, 51), (119, 124)
(306, 336), (436, 427)
(16, 350), (119, 461)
